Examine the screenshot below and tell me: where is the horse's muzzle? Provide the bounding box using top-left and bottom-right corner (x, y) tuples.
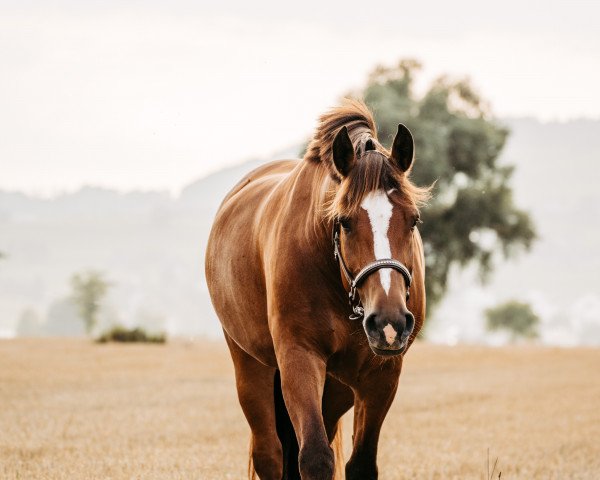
(363, 310), (414, 356)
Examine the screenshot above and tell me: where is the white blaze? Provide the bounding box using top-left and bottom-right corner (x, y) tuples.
(361, 191), (393, 295)
(383, 323), (397, 345)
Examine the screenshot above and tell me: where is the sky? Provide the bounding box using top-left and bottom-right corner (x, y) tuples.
(1, 0), (599, 195)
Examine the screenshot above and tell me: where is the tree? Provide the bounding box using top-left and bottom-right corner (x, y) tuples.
(358, 60), (536, 311)
(44, 297), (85, 336)
(70, 270), (111, 335)
(485, 300), (539, 339)
(16, 308), (43, 337)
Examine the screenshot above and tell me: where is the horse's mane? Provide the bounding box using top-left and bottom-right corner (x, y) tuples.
(303, 99), (430, 224)
(304, 99), (377, 172)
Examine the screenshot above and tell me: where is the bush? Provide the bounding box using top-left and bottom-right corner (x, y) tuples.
(485, 301), (539, 339)
(96, 325), (166, 344)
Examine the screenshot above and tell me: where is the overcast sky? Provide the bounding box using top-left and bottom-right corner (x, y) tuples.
(2, 0), (599, 195)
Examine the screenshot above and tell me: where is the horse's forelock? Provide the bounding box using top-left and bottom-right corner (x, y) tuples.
(325, 153), (415, 221)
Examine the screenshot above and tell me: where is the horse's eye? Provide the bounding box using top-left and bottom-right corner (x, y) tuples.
(340, 217), (351, 231)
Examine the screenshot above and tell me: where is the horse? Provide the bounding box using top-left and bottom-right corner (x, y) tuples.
(205, 99), (429, 480)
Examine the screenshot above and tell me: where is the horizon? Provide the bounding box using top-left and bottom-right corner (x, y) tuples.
(3, 115), (600, 345)
(4, 114), (599, 199)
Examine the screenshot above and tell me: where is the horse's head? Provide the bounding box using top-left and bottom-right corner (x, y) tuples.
(329, 124), (425, 356)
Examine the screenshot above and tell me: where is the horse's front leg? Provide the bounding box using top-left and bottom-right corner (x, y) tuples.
(346, 361), (402, 480)
(277, 344), (334, 480)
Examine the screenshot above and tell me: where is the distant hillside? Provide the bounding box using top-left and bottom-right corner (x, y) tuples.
(431, 117), (600, 346)
(0, 145), (300, 338)
(487, 117), (600, 306)
(1, 121), (599, 344)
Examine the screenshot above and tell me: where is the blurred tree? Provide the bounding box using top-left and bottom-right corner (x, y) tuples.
(358, 60), (536, 311)
(44, 298), (84, 336)
(70, 270), (111, 335)
(16, 308), (42, 336)
(485, 300), (539, 339)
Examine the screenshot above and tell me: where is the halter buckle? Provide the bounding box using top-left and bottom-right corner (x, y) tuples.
(349, 285), (356, 302)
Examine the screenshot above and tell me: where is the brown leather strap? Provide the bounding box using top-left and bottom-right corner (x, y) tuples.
(333, 219), (412, 320)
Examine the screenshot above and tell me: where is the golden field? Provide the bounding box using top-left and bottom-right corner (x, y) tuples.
(1, 338), (599, 479)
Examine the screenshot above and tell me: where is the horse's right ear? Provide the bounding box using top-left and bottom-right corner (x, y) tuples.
(332, 126), (355, 178)
(391, 124), (414, 172)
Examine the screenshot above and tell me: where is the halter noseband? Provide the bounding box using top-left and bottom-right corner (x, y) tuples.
(333, 218), (412, 321)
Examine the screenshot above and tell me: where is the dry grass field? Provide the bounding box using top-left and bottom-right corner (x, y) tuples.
(1, 338), (599, 479)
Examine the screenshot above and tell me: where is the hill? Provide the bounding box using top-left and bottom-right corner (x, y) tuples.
(0, 120), (598, 342)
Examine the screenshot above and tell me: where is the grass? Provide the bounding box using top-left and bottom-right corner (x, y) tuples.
(0, 338), (599, 479)
(486, 448), (500, 479)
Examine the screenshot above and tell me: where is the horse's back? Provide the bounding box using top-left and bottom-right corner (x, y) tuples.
(206, 159), (299, 365)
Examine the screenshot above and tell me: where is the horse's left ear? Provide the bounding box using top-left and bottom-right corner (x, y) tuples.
(332, 126), (355, 177)
(391, 124), (414, 172)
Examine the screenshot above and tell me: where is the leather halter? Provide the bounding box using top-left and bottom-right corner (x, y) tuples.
(333, 218), (412, 321)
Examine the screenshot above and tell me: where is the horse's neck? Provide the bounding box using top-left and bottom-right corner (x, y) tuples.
(279, 160), (347, 305)
(266, 160), (338, 278)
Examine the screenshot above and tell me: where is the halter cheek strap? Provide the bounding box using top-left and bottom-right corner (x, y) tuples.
(333, 219), (412, 321)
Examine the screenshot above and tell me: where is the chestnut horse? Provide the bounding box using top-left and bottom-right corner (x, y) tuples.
(205, 100), (429, 480)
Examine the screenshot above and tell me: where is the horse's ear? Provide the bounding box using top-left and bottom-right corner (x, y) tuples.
(332, 126), (355, 177)
(391, 124), (414, 172)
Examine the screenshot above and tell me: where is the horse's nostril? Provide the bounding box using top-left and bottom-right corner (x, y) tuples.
(364, 314), (378, 337)
(404, 312), (415, 336)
